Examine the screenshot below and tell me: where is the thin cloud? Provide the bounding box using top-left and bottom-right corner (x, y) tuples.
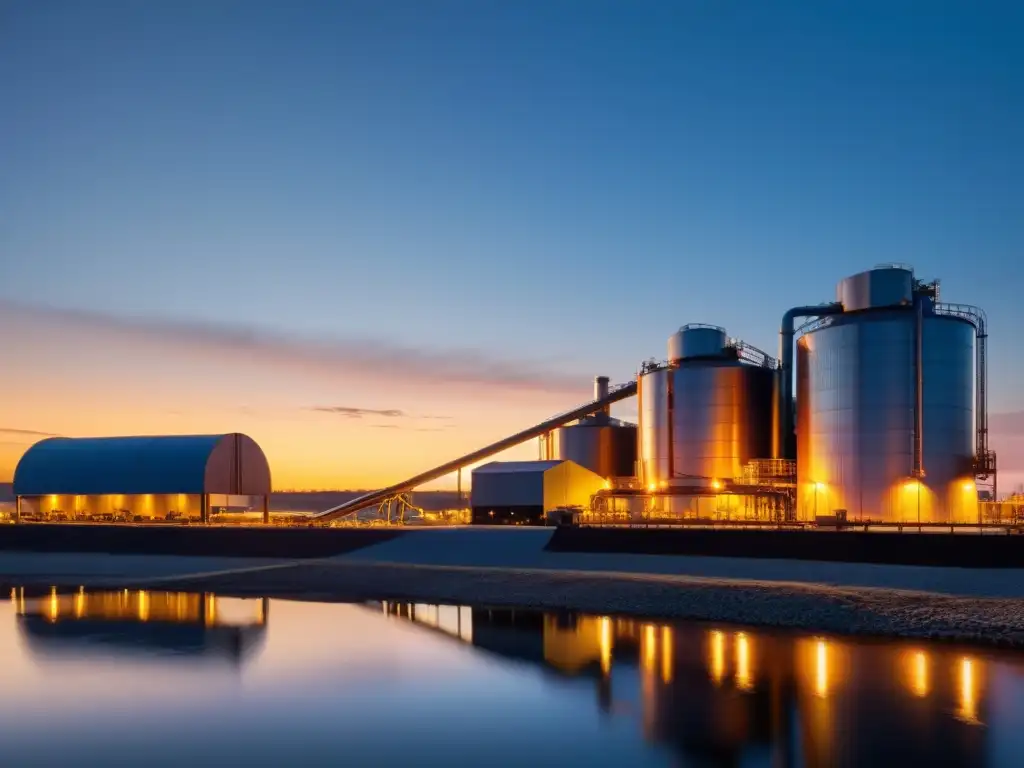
(308, 406), (454, 421)
(0, 428), (60, 438)
(310, 406), (407, 419)
(2, 300), (591, 396)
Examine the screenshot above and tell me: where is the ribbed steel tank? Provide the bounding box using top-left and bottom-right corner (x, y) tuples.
(795, 266), (978, 523)
(544, 417), (637, 478)
(639, 325), (775, 488)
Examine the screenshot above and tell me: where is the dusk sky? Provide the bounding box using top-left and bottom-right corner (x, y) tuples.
(1, 1), (1022, 490)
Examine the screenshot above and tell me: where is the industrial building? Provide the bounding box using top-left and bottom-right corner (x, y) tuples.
(7, 265), (987, 531)
(470, 460), (606, 525)
(13, 434), (272, 523)
(317, 263), (996, 529)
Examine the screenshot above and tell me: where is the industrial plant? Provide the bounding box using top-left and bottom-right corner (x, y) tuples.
(8, 265), (1004, 530)
(317, 264), (999, 528)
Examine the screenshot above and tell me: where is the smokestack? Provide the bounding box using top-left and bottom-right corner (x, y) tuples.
(594, 376), (611, 418)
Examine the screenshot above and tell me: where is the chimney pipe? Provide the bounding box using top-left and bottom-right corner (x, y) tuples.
(594, 376), (611, 418)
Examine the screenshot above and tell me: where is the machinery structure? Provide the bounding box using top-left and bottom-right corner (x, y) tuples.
(9, 265), (996, 531)
(311, 264), (997, 529)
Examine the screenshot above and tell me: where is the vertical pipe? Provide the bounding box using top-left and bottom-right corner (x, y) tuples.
(637, 373), (644, 484)
(776, 304), (843, 459)
(913, 297), (924, 478)
(262, 495), (269, 525)
(15, 496), (21, 523)
(201, 493), (209, 524)
(976, 319), (989, 481)
(771, 369), (782, 460)
(666, 373), (674, 482)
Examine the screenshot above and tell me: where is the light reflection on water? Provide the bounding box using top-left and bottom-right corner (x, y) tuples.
(2, 588), (1024, 766)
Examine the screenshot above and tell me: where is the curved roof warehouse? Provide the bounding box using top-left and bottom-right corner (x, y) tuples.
(13, 434), (271, 522)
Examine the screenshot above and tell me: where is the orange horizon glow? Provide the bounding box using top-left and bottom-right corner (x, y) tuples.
(0, 306), (612, 491)
(2, 305), (1023, 493)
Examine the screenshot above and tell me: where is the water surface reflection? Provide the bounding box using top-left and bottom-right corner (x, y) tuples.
(381, 601), (1013, 766)
(1, 588), (1022, 767)
(12, 586), (268, 664)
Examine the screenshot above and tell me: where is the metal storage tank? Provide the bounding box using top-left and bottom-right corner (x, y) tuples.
(639, 325), (776, 488)
(542, 417), (637, 478)
(794, 266), (981, 523)
(540, 376), (638, 478)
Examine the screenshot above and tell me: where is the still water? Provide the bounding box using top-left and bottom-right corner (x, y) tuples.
(2, 588), (1024, 767)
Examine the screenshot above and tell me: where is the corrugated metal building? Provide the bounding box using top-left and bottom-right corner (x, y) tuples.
(12, 433), (272, 523)
(470, 460), (605, 525)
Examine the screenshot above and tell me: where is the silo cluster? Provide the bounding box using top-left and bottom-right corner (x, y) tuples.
(543, 265), (989, 525)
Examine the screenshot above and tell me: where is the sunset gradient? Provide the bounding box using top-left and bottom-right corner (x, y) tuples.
(1, 2), (1022, 493)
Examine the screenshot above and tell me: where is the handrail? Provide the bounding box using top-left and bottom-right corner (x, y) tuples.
(729, 339), (779, 369)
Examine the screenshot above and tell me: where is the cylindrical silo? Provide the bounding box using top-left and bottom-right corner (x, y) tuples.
(540, 373), (637, 478)
(545, 418), (638, 479)
(639, 325), (775, 489)
(795, 266), (979, 523)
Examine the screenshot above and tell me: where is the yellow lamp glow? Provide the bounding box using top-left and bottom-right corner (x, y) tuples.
(815, 639), (829, 698)
(599, 616), (613, 675)
(910, 650), (929, 697)
(709, 630), (725, 685)
(958, 657), (979, 724)
(736, 632), (752, 691)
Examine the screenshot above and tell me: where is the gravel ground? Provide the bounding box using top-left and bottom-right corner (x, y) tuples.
(27, 559), (1024, 648)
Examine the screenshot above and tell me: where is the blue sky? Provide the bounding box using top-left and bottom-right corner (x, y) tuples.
(1, 1), (1022, 486)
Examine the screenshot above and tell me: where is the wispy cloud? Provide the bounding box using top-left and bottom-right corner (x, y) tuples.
(308, 405), (453, 421)
(0, 427), (60, 438)
(1, 301), (590, 396)
(309, 406), (407, 419)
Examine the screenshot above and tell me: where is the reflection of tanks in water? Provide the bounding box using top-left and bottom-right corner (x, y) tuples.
(13, 588), (269, 666)
(380, 603), (993, 768)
